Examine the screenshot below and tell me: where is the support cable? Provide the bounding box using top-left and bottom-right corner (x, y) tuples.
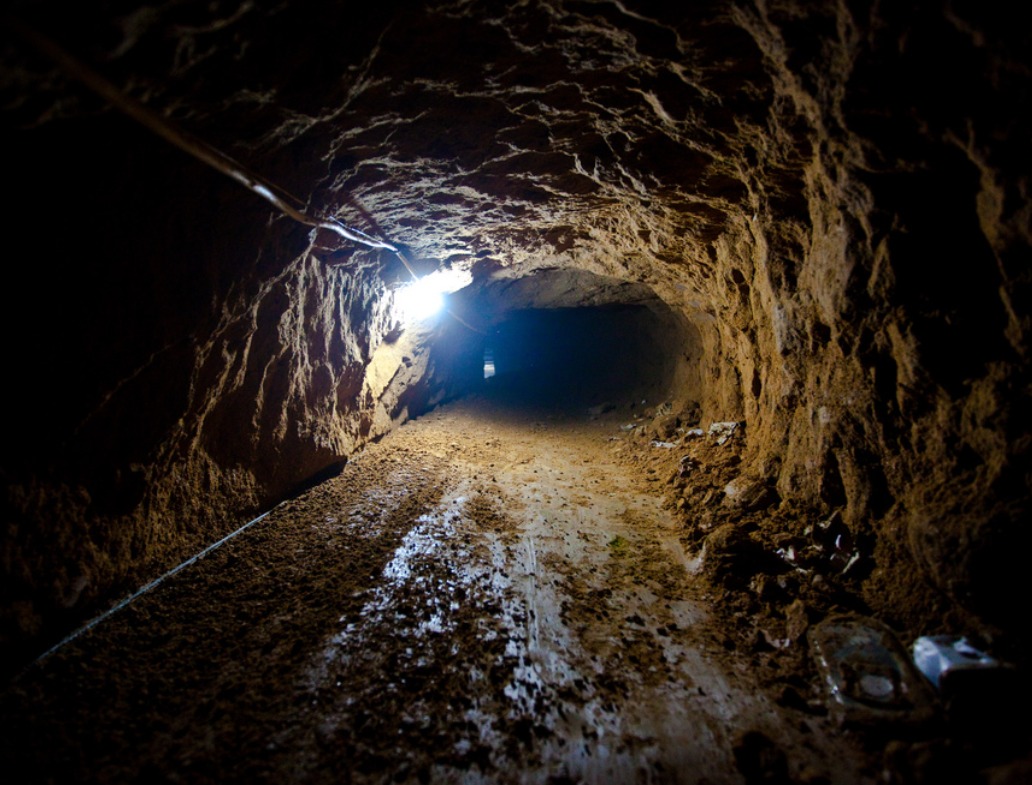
(8, 17), (464, 299)
(6, 16), (398, 253)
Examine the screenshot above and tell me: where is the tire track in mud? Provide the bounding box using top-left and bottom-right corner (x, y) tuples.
(0, 396), (870, 784)
(278, 399), (868, 784)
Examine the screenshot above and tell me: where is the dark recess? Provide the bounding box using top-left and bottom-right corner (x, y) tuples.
(427, 304), (685, 416)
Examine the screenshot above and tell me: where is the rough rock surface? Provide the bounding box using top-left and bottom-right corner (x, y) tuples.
(1, 0), (1030, 673)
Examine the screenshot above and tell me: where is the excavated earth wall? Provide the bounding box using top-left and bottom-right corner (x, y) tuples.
(1, 1), (1029, 667)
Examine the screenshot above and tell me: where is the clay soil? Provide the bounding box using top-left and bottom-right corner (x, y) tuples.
(1, 387), (926, 784)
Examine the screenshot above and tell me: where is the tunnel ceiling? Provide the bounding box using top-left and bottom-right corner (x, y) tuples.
(2, 2), (1031, 664)
(456, 268), (663, 316)
(6, 0), (780, 290)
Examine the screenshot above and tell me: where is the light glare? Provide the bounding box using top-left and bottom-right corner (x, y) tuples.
(395, 269), (472, 324)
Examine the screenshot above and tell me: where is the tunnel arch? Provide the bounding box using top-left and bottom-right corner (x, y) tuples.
(418, 267), (707, 420)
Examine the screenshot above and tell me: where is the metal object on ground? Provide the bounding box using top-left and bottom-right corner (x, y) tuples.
(911, 635), (1021, 732)
(913, 635), (1002, 691)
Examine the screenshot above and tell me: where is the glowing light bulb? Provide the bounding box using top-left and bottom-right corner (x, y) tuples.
(395, 269), (472, 324)
(396, 281), (444, 321)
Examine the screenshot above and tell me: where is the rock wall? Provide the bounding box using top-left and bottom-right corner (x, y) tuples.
(0, 111), (411, 659)
(1, 1), (1029, 665)
(720, 2), (1032, 639)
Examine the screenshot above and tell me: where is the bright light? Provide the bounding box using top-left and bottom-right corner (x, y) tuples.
(395, 269), (472, 324)
(397, 282), (443, 321)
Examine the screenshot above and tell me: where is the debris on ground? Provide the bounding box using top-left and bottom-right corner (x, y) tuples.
(5, 388), (1020, 781)
(723, 474), (777, 512)
(810, 614), (938, 728)
(0, 393), (871, 783)
(708, 421), (742, 445)
(912, 635), (1004, 692)
(651, 440), (678, 449)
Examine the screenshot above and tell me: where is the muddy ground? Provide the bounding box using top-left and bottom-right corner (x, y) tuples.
(0, 383), (1024, 784)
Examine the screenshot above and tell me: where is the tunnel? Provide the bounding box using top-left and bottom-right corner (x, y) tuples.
(1, 2), (1031, 783)
(480, 304), (680, 405)
(428, 268), (697, 414)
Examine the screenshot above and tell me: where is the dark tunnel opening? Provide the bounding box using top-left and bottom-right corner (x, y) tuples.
(423, 273), (698, 421)
(482, 305), (684, 412)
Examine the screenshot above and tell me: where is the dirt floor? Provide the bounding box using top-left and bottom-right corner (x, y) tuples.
(0, 384), (994, 784)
